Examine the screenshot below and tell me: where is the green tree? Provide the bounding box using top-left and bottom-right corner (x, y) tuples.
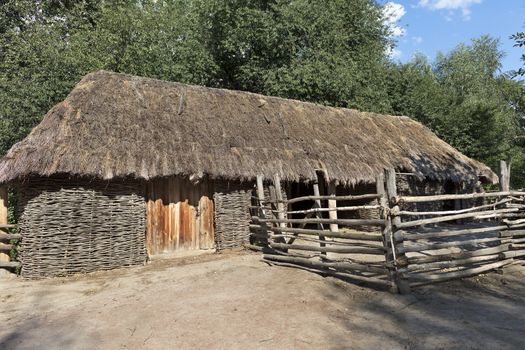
(386, 36), (525, 187)
(510, 24), (525, 77)
(1, 0), (394, 157)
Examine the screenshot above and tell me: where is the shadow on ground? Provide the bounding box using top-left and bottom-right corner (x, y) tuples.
(318, 265), (525, 349)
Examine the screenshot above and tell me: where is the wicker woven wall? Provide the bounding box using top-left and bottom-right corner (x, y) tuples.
(18, 177), (147, 278)
(213, 181), (253, 250)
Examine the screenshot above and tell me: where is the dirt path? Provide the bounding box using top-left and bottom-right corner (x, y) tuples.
(1, 251), (524, 350)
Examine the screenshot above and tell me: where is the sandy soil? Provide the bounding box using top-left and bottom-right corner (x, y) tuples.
(1, 250), (524, 350)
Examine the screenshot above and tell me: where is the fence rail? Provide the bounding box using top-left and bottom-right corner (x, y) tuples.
(248, 169), (525, 294)
(0, 224), (19, 271)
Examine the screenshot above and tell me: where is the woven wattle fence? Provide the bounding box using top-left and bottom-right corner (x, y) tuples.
(213, 182), (253, 250)
(18, 177), (147, 278)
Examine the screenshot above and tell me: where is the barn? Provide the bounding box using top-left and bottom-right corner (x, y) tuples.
(0, 71), (497, 278)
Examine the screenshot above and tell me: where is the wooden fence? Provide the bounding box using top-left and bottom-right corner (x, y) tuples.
(248, 169), (525, 293)
(393, 190), (525, 289)
(0, 224), (19, 271)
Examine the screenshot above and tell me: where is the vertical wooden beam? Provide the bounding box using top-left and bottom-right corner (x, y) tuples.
(376, 173), (397, 293)
(256, 175), (269, 245)
(0, 186), (9, 263)
(500, 160), (510, 192)
(385, 169), (411, 294)
(313, 181), (326, 256)
(273, 174), (287, 244)
(327, 182), (338, 232)
(273, 174), (286, 228)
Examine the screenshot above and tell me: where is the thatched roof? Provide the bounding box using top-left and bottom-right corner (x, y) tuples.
(0, 70), (497, 185)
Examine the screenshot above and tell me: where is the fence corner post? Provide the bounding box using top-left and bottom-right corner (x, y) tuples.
(376, 172), (399, 293)
(384, 168), (411, 294)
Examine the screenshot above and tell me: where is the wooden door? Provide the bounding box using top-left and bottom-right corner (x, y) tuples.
(146, 177), (214, 255)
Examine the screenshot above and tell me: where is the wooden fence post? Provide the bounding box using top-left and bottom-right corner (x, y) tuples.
(385, 169), (411, 294)
(499, 160), (510, 192)
(376, 173), (397, 293)
(256, 175), (269, 246)
(273, 174), (286, 228)
(327, 182), (338, 233)
(312, 180), (326, 256)
(0, 186), (9, 264)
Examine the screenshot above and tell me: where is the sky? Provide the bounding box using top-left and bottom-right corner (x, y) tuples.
(382, 0), (525, 74)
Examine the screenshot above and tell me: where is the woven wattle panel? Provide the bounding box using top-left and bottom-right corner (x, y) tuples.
(17, 177), (146, 278)
(214, 182), (253, 250)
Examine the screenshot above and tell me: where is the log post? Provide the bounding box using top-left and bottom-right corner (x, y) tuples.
(273, 174), (286, 229)
(0, 186), (9, 264)
(499, 160), (510, 192)
(256, 175), (269, 246)
(385, 169), (411, 294)
(376, 173), (397, 293)
(270, 176), (286, 244)
(312, 181), (326, 256)
(327, 182), (338, 232)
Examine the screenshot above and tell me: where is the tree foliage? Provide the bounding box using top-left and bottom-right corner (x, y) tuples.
(510, 23), (525, 77)
(1, 0), (525, 186)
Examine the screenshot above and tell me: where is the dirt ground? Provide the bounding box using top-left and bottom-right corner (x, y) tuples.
(1, 250), (524, 350)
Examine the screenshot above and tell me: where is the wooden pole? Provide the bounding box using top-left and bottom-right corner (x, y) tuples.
(250, 225), (383, 240)
(273, 174), (287, 244)
(385, 168), (411, 294)
(376, 172), (397, 293)
(500, 160), (510, 192)
(251, 216), (384, 226)
(312, 181), (326, 256)
(327, 182), (338, 232)
(0, 186), (9, 264)
(256, 175), (269, 245)
(396, 191), (525, 204)
(285, 193), (380, 205)
(273, 174), (286, 229)
(409, 259), (513, 286)
(395, 207), (518, 229)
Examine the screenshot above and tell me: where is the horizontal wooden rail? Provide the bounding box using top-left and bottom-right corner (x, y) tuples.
(249, 205), (381, 215)
(263, 254), (390, 285)
(252, 216), (385, 227)
(396, 191), (525, 204)
(0, 243), (13, 251)
(408, 259), (513, 286)
(286, 194), (380, 205)
(401, 254), (501, 272)
(394, 225), (513, 241)
(407, 245), (510, 265)
(395, 208), (518, 229)
(0, 224), (16, 229)
(270, 242), (385, 255)
(398, 236), (502, 254)
(250, 225), (383, 241)
(0, 232), (21, 241)
(284, 205), (381, 215)
(0, 261), (20, 269)
(396, 198), (511, 217)
(501, 249), (525, 258)
(499, 229), (525, 238)
(503, 218), (525, 225)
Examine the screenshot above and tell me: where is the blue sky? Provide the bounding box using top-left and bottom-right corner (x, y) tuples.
(382, 0), (525, 74)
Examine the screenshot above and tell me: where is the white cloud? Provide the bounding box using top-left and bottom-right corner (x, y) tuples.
(387, 47), (403, 59)
(412, 36), (423, 44)
(418, 0), (482, 20)
(383, 2), (407, 37)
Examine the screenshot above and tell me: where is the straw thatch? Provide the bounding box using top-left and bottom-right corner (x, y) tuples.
(0, 70), (497, 185)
